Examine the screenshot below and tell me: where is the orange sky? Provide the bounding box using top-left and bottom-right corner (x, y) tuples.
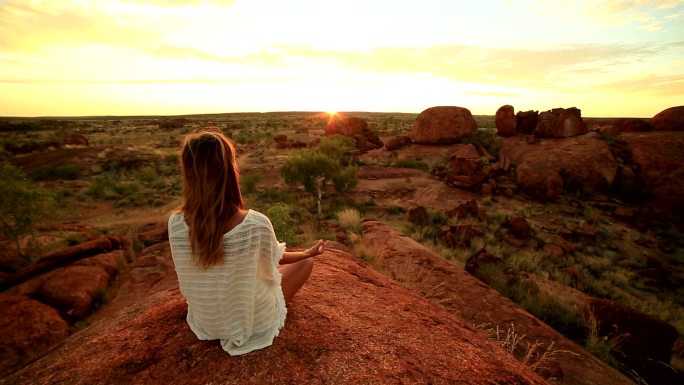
(1, 0), (683, 117)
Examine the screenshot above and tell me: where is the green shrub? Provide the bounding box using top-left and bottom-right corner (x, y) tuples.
(267, 203), (299, 246)
(85, 174), (118, 200)
(31, 163), (81, 181)
(0, 164), (56, 259)
(113, 180), (141, 197)
(464, 127), (502, 158)
(240, 172), (262, 195)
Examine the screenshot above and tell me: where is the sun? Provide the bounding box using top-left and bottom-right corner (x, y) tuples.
(327, 111), (338, 118)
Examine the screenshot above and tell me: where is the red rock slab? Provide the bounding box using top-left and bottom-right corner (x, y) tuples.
(3, 249), (547, 385)
(36, 265), (111, 321)
(361, 220), (632, 385)
(0, 294), (69, 376)
(74, 250), (127, 277)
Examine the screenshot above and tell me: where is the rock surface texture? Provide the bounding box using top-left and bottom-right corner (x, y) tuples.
(361, 220), (632, 385)
(410, 106), (477, 144)
(3, 244), (548, 385)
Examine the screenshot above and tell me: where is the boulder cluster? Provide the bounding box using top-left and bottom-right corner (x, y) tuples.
(388, 104), (684, 212)
(0, 224), (169, 376)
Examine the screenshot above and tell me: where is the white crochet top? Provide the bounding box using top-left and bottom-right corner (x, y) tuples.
(168, 209), (287, 355)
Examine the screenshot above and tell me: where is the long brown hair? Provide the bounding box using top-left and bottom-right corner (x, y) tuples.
(179, 131), (244, 269)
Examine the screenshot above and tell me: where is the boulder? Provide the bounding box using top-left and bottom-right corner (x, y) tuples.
(326, 116), (383, 151)
(508, 217), (532, 239)
(4, 249), (548, 385)
(495, 105), (517, 137)
(583, 297), (677, 362)
(410, 106), (477, 144)
(582, 297), (679, 384)
(501, 135), (617, 201)
(446, 144), (487, 189)
(440, 224), (485, 248)
(0, 236), (124, 291)
(450, 144), (481, 175)
(465, 249), (503, 275)
(535, 108), (587, 138)
(446, 199), (479, 219)
(620, 131), (684, 212)
(407, 206), (429, 225)
(651, 106), (684, 131)
(0, 295), (69, 376)
(138, 226), (169, 247)
(516, 110), (538, 135)
(385, 135), (412, 151)
(74, 250), (127, 277)
(36, 265), (111, 322)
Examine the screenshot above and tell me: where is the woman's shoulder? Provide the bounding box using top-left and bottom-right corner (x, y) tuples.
(168, 211), (187, 233)
(245, 209), (271, 227)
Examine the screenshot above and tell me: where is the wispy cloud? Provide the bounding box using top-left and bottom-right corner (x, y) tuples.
(530, 0), (684, 30)
(596, 74), (684, 95)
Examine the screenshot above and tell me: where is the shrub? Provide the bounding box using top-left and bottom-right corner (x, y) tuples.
(0, 164), (56, 259)
(240, 172), (262, 195)
(31, 163), (81, 181)
(266, 203), (299, 246)
(464, 127), (502, 157)
(85, 174), (118, 200)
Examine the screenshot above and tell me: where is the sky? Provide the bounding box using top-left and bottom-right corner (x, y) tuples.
(0, 0), (683, 117)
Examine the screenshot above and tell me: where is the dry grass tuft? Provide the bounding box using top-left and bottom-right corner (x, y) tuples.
(476, 322), (578, 378)
(337, 208), (362, 234)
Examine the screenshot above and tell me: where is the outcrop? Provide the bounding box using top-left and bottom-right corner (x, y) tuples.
(361, 220), (632, 385)
(535, 108), (587, 138)
(651, 105), (684, 131)
(326, 116), (383, 151)
(410, 106), (477, 144)
(516, 110), (538, 135)
(619, 131), (684, 212)
(500, 134), (617, 201)
(495, 105), (516, 137)
(3, 244), (548, 385)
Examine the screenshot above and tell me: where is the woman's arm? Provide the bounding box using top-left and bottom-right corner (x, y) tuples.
(280, 240), (326, 265)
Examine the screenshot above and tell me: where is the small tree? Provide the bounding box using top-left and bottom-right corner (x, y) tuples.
(0, 164), (56, 260)
(266, 203), (298, 245)
(280, 137), (357, 214)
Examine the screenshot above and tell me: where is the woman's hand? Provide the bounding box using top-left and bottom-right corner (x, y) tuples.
(305, 239), (326, 258)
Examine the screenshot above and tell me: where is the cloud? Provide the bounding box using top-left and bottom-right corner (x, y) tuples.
(530, 0), (684, 30)
(0, 0), (235, 52)
(214, 43), (660, 89)
(596, 74), (684, 95)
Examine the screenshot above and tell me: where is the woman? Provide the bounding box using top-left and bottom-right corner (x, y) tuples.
(168, 130), (325, 356)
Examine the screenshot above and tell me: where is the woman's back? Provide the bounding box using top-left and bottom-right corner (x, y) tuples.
(168, 209), (287, 355)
